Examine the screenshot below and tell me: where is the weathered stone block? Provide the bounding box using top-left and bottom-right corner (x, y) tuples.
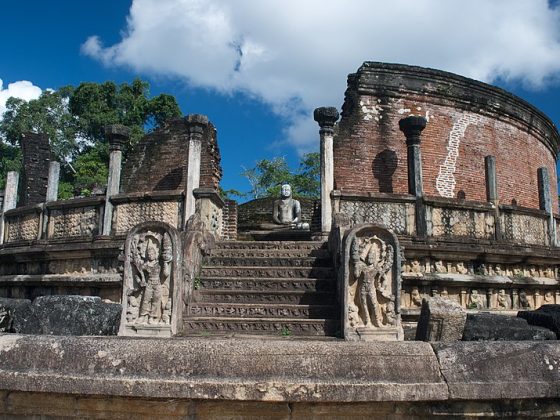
(11, 296), (121, 336)
(415, 297), (466, 341)
(0, 298), (32, 332)
(518, 304), (560, 338)
(462, 313), (555, 341)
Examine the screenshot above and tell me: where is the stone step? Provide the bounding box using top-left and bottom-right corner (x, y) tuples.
(203, 256), (332, 268)
(193, 290), (337, 305)
(189, 303), (338, 319)
(199, 266), (335, 279)
(208, 248), (331, 259)
(197, 277), (336, 292)
(213, 241), (327, 251)
(181, 317), (340, 336)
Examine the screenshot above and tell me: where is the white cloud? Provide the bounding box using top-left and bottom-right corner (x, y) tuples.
(0, 79), (42, 118)
(82, 0), (560, 153)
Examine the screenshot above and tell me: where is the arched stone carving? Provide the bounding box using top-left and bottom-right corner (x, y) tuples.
(120, 222), (182, 337)
(342, 224), (403, 340)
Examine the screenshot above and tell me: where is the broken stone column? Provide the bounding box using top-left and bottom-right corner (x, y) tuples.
(415, 297), (467, 342)
(102, 125), (130, 236)
(537, 167), (556, 246)
(45, 161), (60, 202)
(313, 107), (339, 236)
(485, 155), (502, 241)
(20, 132), (53, 206)
(399, 116), (427, 237)
(0, 171), (19, 245)
(184, 114), (208, 225)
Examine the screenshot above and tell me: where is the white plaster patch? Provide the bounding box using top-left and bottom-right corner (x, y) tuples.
(435, 113), (481, 198)
(397, 108), (411, 115)
(360, 99), (384, 121)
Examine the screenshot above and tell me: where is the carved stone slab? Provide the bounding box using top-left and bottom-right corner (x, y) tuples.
(119, 222), (182, 337)
(342, 224), (403, 341)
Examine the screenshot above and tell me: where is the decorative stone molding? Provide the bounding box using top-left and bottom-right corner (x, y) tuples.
(342, 224), (403, 340)
(120, 222), (182, 337)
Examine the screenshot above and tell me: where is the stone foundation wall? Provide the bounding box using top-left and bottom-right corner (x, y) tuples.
(0, 336), (559, 418)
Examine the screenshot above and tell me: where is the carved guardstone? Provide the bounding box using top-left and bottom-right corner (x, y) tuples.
(120, 222), (182, 337)
(342, 224), (403, 340)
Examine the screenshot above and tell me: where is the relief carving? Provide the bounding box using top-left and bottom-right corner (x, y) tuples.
(120, 222), (182, 337)
(343, 224), (403, 341)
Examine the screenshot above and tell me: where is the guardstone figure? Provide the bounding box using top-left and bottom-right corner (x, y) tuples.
(120, 222), (182, 337)
(343, 224), (403, 341)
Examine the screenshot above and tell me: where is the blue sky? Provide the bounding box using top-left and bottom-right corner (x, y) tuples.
(2, 0), (560, 199)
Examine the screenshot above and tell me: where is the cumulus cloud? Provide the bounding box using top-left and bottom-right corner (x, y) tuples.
(0, 79), (42, 118)
(82, 0), (560, 153)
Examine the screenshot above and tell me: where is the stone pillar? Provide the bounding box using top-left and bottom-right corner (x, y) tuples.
(184, 114), (208, 226)
(485, 155), (502, 241)
(102, 125), (130, 236)
(314, 107), (339, 236)
(46, 162), (60, 202)
(0, 171), (19, 245)
(537, 167), (556, 246)
(399, 116), (427, 237)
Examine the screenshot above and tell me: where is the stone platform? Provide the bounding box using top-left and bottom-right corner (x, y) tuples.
(0, 335), (559, 418)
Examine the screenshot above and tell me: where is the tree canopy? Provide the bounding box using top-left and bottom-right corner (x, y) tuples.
(0, 79), (181, 196)
(240, 153), (320, 199)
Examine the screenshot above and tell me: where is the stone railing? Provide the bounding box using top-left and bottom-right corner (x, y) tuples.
(111, 190), (184, 236)
(3, 204), (43, 243)
(425, 197), (495, 240)
(46, 197), (104, 240)
(333, 190), (558, 247)
(333, 191), (416, 236)
(1, 188), (231, 245)
(500, 205), (549, 246)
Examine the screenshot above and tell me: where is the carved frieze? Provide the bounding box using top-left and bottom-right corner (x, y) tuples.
(429, 207), (494, 239)
(114, 201), (180, 236)
(401, 285), (559, 311)
(120, 222), (182, 337)
(343, 224), (403, 341)
(501, 212), (547, 246)
(339, 200), (414, 235)
(49, 206), (99, 239)
(5, 213), (40, 242)
(402, 259), (556, 280)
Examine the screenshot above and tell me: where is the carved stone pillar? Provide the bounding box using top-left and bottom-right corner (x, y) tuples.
(0, 171), (19, 245)
(102, 125), (130, 236)
(314, 107), (339, 236)
(537, 167), (556, 246)
(42, 161), (61, 238)
(399, 116), (427, 237)
(184, 114), (208, 226)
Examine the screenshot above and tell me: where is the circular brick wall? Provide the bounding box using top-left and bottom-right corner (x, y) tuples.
(334, 62), (560, 211)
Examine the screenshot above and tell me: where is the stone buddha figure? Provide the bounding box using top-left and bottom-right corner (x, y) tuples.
(271, 184), (309, 230)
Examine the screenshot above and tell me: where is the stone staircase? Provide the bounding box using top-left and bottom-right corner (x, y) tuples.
(183, 241), (340, 337)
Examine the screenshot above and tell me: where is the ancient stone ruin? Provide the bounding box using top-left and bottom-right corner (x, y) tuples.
(1, 62), (560, 417)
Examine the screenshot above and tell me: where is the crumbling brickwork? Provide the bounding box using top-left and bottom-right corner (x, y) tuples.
(20, 132), (53, 206)
(334, 63), (559, 211)
(221, 199), (238, 240)
(121, 117), (222, 193)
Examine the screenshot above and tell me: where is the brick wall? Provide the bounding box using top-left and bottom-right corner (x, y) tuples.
(334, 63), (560, 212)
(221, 199), (238, 240)
(20, 132), (53, 206)
(121, 117), (222, 193)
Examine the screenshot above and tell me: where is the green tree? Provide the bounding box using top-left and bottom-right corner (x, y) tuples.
(0, 79), (182, 197)
(241, 153), (320, 199)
